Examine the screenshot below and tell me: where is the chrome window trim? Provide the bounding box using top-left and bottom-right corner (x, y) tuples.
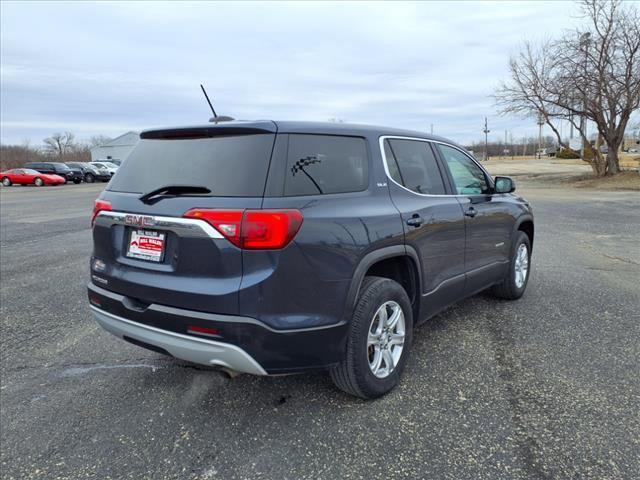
(95, 211), (224, 239)
(378, 135), (493, 198)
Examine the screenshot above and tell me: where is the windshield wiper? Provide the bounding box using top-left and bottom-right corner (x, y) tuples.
(139, 185), (212, 204)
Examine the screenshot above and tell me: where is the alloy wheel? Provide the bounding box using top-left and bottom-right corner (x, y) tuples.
(514, 243), (529, 288)
(367, 301), (405, 378)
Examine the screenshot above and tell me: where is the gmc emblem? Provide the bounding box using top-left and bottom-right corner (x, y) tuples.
(124, 214), (155, 227)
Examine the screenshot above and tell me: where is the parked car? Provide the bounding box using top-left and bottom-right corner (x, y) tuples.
(66, 162), (111, 183)
(95, 158), (122, 167)
(89, 161), (118, 176)
(86, 162), (113, 180)
(24, 162), (83, 184)
(1, 168), (66, 186)
(88, 121), (534, 399)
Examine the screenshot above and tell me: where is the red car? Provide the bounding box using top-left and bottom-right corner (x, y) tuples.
(1, 168), (66, 187)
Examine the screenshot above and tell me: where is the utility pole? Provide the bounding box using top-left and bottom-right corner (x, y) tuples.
(483, 117), (490, 162)
(537, 114), (545, 158)
(504, 130), (508, 159)
(510, 131), (514, 160)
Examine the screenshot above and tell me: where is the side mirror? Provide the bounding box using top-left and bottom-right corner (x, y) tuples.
(494, 176), (516, 194)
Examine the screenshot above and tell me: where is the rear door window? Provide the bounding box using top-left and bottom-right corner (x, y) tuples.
(284, 134), (368, 196)
(385, 139), (446, 195)
(108, 134), (276, 196)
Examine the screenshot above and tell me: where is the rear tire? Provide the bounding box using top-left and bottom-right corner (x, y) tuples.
(491, 231), (531, 299)
(73, 178), (82, 184)
(34, 177), (44, 187)
(1, 177), (11, 186)
(330, 276), (413, 399)
(84, 173), (95, 183)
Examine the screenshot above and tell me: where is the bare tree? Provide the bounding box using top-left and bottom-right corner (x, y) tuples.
(88, 135), (112, 148)
(496, 0), (640, 176)
(43, 132), (76, 159)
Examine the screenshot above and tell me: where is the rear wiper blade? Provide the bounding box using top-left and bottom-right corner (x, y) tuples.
(139, 185), (212, 204)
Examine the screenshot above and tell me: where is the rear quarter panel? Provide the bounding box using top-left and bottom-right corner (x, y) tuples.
(240, 133), (404, 329)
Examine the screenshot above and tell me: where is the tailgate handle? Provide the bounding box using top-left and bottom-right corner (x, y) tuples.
(122, 296), (151, 312)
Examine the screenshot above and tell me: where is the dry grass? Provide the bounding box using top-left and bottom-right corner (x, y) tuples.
(567, 171), (640, 191)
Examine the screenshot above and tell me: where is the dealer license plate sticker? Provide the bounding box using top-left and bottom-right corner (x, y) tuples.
(127, 229), (166, 262)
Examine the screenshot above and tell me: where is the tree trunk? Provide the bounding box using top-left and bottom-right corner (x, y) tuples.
(606, 148), (620, 175)
(603, 130), (623, 175)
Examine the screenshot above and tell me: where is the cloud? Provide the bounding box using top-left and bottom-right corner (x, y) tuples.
(1, 0), (588, 145)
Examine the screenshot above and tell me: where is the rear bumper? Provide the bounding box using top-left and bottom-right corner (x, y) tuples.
(91, 306), (267, 375)
(88, 283), (348, 374)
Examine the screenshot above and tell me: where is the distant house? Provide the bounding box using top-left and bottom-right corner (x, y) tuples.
(90, 131), (139, 163)
(621, 136), (640, 152)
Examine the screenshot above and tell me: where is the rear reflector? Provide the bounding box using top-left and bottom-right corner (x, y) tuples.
(183, 209), (303, 250)
(91, 199), (112, 226)
(187, 325), (221, 337)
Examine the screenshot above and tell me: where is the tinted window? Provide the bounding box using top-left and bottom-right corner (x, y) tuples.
(437, 144), (489, 195)
(108, 134), (275, 196)
(53, 163), (71, 172)
(284, 135), (368, 196)
(383, 140), (403, 185)
(386, 139), (446, 195)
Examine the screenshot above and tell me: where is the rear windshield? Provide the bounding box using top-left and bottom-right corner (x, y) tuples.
(108, 134), (275, 196)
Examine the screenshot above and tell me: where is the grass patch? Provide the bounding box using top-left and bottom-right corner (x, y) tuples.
(567, 171), (640, 191)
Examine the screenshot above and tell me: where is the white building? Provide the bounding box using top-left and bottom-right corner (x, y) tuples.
(91, 131), (139, 163)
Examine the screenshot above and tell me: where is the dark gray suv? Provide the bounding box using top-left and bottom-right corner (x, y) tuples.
(88, 121), (533, 398)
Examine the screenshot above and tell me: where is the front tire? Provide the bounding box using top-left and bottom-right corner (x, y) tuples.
(73, 178), (82, 184)
(1, 177), (11, 186)
(331, 276), (413, 399)
(34, 177), (44, 187)
(492, 231), (531, 299)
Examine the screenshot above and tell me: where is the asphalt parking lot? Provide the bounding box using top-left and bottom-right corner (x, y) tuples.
(1, 181), (639, 479)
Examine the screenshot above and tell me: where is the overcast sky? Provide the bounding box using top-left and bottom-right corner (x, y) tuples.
(2, 0), (588, 146)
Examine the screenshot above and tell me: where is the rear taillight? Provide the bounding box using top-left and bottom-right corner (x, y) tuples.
(183, 209), (243, 246)
(183, 209), (303, 250)
(242, 210), (303, 249)
(92, 199), (112, 226)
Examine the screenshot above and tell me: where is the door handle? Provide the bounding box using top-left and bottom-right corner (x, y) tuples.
(464, 207), (477, 218)
(406, 214), (423, 227)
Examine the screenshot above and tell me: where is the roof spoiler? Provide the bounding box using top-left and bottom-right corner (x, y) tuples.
(140, 122), (277, 140)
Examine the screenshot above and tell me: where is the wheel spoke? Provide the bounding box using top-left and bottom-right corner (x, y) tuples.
(376, 306), (387, 333)
(368, 331), (380, 346)
(389, 333), (404, 346)
(370, 347), (382, 373)
(386, 305), (402, 330)
(382, 349), (394, 372)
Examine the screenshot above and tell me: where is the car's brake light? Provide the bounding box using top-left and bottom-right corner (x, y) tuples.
(92, 199), (112, 226)
(241, 210), (303, 249)
(183, 209), (303, 250)
(183, 209), (243, 247)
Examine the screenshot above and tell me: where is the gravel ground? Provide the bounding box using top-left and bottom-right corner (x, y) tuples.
(1, 181), (639, 479)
